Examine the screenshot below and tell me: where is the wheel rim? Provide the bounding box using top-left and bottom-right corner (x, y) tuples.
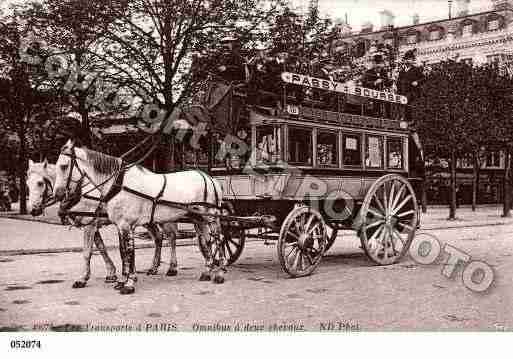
(278, 206), (327, 277)
(324, 226), (338, 253)
(360, 175), (418, 265)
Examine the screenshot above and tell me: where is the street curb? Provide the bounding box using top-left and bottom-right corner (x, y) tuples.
(0, 239), (196, 256)
(0, 214), (62, 226)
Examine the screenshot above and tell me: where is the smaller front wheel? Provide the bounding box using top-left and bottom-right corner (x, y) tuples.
(278, 206), (327, 277)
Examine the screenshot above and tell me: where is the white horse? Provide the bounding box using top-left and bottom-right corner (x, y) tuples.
(53, 140), (226, 294)
(27, 159), (179, 289)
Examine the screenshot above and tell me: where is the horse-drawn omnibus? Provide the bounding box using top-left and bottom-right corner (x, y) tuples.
(197, 71), (425, 277)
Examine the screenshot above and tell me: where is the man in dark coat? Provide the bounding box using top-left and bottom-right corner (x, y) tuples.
(361, 53), (392, 91)
(398, 49), (424, 119)
(216, 36), (246, 83)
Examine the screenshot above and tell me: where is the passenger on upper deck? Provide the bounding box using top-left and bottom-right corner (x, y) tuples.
(361, 52), (392, 91)
(398, 49), (424, 108)
(397, 49), (424, 124)
(215, 36), (246, 84)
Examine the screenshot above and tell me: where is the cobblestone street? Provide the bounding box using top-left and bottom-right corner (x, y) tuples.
(1, 208), (512, 331)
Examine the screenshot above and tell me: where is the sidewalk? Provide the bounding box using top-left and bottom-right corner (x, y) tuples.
(1, 204), (512, 256)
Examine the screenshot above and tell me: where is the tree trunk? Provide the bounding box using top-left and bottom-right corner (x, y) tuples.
(421, 180), (428, 213)
(502, 148), (511, 218)
(472, 149), (478, 212)
(80, 106), (91, 148)
(449, 149), (457, 220)
(17, 123), (27, 215)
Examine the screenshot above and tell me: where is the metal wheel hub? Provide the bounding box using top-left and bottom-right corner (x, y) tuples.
(298, 232), (313, 250)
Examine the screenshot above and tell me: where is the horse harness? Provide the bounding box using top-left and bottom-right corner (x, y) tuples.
(60, 144), (221, 226)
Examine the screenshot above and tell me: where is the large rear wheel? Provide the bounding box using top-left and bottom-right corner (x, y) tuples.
(359, 174), (419, 265)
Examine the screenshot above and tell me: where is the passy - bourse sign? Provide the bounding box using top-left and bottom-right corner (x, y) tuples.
(281, 72), (408, 105)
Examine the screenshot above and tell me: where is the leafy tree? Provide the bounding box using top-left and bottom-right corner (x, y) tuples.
(415, 60), (513, 218)
(0, 17), (63, 213)
(17, 0), (126, 147)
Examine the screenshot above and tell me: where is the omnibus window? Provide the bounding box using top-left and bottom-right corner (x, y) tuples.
(288, 127), (312, 166)
(256, 125), (280, 163)
(365, 135), (383, 169)
(342, 133), (361, 167)
(317, 131), (338, 167)
(387, 137), (404, 169)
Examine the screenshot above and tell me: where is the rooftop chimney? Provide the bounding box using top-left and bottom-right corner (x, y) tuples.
(412, 13), (420, 25)
(379, 9), (395, 30)
(456, 0), (470, 17)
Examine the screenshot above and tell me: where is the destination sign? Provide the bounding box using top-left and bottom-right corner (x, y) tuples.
(281, 72), (408, 105)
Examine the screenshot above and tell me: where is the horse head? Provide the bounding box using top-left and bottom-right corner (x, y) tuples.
(54, 139), (84, 202)
(26, 158), (55, 216)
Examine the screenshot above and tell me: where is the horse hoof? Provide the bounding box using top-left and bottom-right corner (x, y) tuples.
(146, 269), (158, 275)
(72, 281), (86, 289)
(213, 274), (225, 284)
(105, 275), (117, 283)
(114, 282), (125, 290)
(199, 272), (211, 281)
(120, 286), (135, 295)
(166, 269), (178, 277)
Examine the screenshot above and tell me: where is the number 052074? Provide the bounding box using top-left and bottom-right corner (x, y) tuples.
(10, 340), (41, 349)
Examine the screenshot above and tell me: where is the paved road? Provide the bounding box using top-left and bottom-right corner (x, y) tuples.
(1, 220), (512, 331)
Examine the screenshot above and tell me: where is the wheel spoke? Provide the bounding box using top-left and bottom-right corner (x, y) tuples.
(391, 228), (406, 246)
(396, 209), (415, 218)
(382, 182), (389, 215)
(225, 241), (234, 258)
(391, 194), (413, 216)
(397, 222), (414, 232)
(391, 184), (406, 213)
(293, 249), (302, 271)
(388, 181), (395, 213)
(305, 214), (315, 234)
(284, 241), (298, 248)
(372, 226), (387, 258)
(373, 194), (386, 214)
(368, 207), (385, 219)
(287, 230), (300, 240)
(307, 221), (321, 236)
(286, 245), (298, 259)
(366, 219), (384, 230)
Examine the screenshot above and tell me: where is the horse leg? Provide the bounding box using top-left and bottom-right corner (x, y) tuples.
(146, 224), (162, 275)
(210, 219), (227, 284)
(114, 228), (128, 290)
(164, 223), (178, 277)
(72, 225), (95, 288)
(195, 222), (213, 281)
(92, 229), (117, 283)
(120, 227), (137, 295)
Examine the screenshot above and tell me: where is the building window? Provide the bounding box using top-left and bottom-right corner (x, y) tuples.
(429, 30), (440, 41)
(462, 24), (473, 37)
(488, 19), (500, 31)
(461, 58), (473, 65)
(387, 137), (403, 169)
(365, 135), (383, 169)
(487, 54), (503, 64)
(407, 34), (417, 44)
(485, 151), (502, 168)
(316, 131), (338, 167)
(288, 127), (312, 166)
(342, 133), (361, 167)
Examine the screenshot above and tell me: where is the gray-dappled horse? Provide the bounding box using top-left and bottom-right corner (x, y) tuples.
(53, 140), (226, 294)
(27, 159), (179, 289)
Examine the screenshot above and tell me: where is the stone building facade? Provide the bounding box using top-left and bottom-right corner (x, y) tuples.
(332, 0), (513, 204)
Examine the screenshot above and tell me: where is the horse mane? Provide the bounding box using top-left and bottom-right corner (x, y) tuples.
(82, 148), (121, 175)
